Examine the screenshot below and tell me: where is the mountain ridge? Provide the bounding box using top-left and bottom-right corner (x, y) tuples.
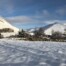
(27, 22), (66, 35)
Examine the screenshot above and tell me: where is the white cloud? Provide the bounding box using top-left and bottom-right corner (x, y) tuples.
(64, 23), (66, 25)
(56, 9), (65, 15)
(43, 10), (50, 17)
(56, 6), (66, 16)
(6, 15), (66, 25)
(7, 16), (36, 23)
(0, 0), (14, 14)
(32, 10), (50, 20)
(44, 20), (66, 25)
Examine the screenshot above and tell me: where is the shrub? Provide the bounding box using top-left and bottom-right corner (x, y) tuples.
(0, 33), (3, 38)
(18, 29), (29, 38)
(0, 28), (14, 32)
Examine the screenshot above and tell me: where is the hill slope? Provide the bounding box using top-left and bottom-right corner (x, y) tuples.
(0, 17), (19, 33)
(27, 22), (66, 35)
(44, 22), (66, 35)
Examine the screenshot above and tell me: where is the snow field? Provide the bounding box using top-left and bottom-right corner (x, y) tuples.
(0, 39), (66, 66)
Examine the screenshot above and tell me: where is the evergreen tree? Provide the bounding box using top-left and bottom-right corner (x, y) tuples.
(18, 29), (29, 38)
(34, 28), (44, 38)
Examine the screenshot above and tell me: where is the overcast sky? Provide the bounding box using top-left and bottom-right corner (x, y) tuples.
(0, 0), (66, 29)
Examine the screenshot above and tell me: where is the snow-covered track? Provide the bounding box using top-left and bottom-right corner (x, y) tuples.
(0, 39), (66, 66)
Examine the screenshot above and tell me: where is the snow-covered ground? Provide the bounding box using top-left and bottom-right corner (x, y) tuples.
(0, 39), (66, 66)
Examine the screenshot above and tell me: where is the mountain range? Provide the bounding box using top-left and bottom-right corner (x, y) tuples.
(0, 17), (66, 37)
(27, 22), (66, 35)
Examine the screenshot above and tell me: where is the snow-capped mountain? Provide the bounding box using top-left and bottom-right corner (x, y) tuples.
(44, 22), (66, 35)
(27, 22), (66, 35)
(0, 17), (19, 33)
(26, 27), (39, 35)
(0, 17), (19, 37)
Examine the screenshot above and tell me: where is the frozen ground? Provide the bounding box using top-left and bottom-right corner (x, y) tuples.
(0, 39), (66, 66)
